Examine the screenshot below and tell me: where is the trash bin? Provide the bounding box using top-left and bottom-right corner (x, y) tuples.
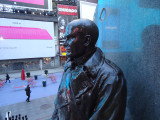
(34, 75), (38, 80)
(44, 70), (48, 75)
(26, 72), (30, 78)
(42, 80), (46, 87)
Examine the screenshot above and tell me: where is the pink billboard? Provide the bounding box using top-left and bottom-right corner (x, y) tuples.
(9, 0), (44, 5)
(0, 26), (52, 40)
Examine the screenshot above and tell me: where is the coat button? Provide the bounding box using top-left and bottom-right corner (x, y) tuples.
(76, 99), (81, 105)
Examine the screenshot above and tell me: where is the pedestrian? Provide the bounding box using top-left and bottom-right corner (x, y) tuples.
(25, 85), (31, 102)
(5, 73), (10, 83)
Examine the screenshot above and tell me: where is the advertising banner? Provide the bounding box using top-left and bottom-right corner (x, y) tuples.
(57, 4), (78, 56)
(0, 0), (49, 9)
(0, 18), (55, 60)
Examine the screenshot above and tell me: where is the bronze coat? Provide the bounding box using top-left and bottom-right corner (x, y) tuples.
(52, 48), (127, 120)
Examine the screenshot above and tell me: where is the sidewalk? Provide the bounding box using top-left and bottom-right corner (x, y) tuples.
(0, 67), (64, 120)
(0, 95), (57, 120)
(0, 67), (64, 80)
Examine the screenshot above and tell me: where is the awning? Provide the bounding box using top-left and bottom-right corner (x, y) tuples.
(0, 26), (53, 40)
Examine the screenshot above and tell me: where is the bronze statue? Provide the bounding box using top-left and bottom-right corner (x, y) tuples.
(51, 19), (127, 120)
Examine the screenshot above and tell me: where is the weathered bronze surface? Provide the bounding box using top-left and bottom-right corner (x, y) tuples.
(51, 19), (127, 120)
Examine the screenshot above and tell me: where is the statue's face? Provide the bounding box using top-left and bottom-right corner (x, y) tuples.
(63, 26), (86, 59)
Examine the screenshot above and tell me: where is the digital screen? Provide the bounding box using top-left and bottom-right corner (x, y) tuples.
(0, 18), (55, 60)
(9, 0), (44, 6)
(0, 0), (48, 9)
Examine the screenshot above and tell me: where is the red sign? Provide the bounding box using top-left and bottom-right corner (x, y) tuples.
(60, 46), (67, 56)
(58, 5), (77, 16)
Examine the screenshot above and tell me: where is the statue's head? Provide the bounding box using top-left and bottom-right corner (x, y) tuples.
(63, 19), (99, 59)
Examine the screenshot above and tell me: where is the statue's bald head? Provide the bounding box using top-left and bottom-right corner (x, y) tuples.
(66, 19), (99, 47)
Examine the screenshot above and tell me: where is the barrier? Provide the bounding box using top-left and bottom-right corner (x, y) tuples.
(49, 75), (57, 83)
(14, 85), (26, 90)
(0, 80), (5, 88)
(30, 81), (37, 88)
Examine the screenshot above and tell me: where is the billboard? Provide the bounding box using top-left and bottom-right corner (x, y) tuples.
(0, 0), (49, 10)
(0, 18), (55, 60)
(57, 4), (78, 56)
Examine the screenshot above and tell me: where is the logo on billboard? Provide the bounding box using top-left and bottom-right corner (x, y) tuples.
(58, 4), (77, 16)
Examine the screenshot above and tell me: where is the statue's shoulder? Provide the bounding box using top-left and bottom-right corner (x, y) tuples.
(104, 59), (122, 73)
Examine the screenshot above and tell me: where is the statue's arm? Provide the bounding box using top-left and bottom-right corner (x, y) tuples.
(50, 109), (58, 120)
(89, 74), (124, 120)
(51, 98), (59, 120)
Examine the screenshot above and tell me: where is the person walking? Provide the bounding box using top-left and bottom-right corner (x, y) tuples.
(5, 73), (10, 83)
(25, 85), (31, 102)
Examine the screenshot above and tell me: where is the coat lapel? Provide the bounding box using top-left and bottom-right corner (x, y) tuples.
(70, 67), (93, 98)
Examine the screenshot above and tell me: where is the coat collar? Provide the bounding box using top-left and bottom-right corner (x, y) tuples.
(84, 47), (104, 77)
(64, 47), (105, 77)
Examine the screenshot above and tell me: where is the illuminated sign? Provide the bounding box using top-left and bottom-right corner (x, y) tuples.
(58, 4), (78, 56)
(60, 46), (66, 56)
(58, 4), (77, 16)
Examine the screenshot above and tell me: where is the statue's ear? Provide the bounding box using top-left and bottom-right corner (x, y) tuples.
(84, 35), (91, 46)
